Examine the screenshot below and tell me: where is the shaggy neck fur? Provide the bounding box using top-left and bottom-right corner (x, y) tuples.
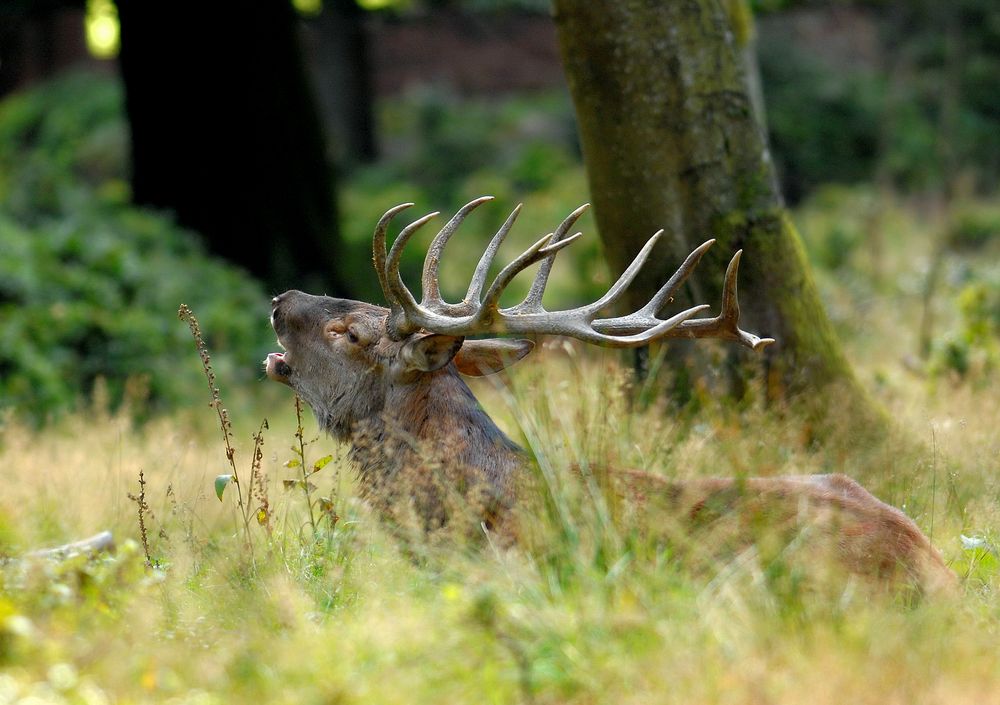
(333, 365), (524, 524)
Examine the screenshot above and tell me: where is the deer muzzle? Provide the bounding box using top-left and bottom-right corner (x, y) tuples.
(265, 352), (292, 385)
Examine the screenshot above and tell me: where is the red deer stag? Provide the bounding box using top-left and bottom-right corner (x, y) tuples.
(265, 197), (955, 595)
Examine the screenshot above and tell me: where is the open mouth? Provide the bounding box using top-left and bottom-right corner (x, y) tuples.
(265, 351), (292, 385)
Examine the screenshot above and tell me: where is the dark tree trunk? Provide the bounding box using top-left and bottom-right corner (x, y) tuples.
(552, 0), (882, 429)
(302, 0), (377, 165)
(114, 0), (344, 294)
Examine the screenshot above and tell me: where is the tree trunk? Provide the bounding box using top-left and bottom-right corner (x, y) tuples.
(551, 0), (878, 425)
(302, 0), (377, 166)
(114, 0), (344, 294)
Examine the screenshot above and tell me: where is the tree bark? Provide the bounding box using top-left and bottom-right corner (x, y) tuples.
(302, 0), (377, 166)
(114, 0), (344, 294)
(551, 0), (877, 422)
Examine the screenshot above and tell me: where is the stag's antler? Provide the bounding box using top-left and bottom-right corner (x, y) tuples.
(373, 197), (774, 351)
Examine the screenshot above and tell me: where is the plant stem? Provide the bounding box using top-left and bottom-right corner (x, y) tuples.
(295, 396), (317, 535)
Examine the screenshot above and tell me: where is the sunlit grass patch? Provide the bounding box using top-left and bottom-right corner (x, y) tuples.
(1, 353), (1000, 702)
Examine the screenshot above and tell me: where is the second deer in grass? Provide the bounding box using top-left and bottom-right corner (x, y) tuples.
(266, 197), (955, 595)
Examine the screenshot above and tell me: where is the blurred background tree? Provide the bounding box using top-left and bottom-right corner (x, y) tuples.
(114, 0), (343, 295)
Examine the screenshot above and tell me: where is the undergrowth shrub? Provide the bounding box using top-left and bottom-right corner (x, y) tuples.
(339, 87), (605, 310)
(0, 72), (272, 422)
(929, 276), (1000, 381)
(948, 203), (1000, 251)
(758, 42), (883, 202)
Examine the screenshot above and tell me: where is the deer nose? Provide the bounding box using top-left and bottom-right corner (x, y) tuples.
(270, 295), (286, 329)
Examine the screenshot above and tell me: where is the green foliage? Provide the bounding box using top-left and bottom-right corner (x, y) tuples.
(791, 186), (871, 273)
(0, 73), (272, 422)
(791, 183), (1000, 387)
(360, 87), (579, 206)
(948, 203), (1000, 250)
(749, 0), (795, 12)
(759, 44), (883, 202)
(893, 1), (1000, 190)
(930, 277), (1000, 381)
(406, 0), (550, 12)
(759, 1), (1000, 199)
(0, 70), (126, 223)
(924, 202), (1000, 384)
(339, 88), (606, 309)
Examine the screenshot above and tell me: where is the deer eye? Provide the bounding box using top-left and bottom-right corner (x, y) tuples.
(324, 320), (347, 339)
(347, 330), (360, 344)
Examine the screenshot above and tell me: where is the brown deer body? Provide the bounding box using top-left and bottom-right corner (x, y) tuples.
(266, 198), (955, 594)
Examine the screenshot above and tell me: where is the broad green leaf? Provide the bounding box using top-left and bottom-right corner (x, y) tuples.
(214, 474), (232, 502)
(284, 458), (301, 468)
(312, 455), (334, 473)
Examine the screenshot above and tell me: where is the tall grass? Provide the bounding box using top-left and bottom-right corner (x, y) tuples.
(1, 332), (999, 703)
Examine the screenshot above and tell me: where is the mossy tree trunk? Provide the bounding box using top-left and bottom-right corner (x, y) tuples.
(552, 0), (878, 422)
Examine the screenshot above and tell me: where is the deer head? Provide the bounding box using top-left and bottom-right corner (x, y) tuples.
(265, 196), (773, 523)
(267, 196), (772, 391)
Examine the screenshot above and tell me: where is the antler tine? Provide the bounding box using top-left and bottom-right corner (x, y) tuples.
(481, 231), (584, 316)
(384, 210), (439, 338)
(591, 244), (774, 351)
(421, 196), (494, 309)
(715, 250), (776, 351)
(512, 203), (591, 314)
(637, 238), (716, 317)
(464, 204), (522, 306)
(584, 229), (665, 315)
(584, 304), (711, 348)
(373, 202), (415, 307)
(666, 249), (774, 349)
(719, 250), (743, 324)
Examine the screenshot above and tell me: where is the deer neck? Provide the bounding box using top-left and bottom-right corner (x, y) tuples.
(344, 367), (524, 504)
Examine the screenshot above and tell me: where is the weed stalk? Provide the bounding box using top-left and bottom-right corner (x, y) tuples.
(127, 469), (153, 568)
(293, 396), (318, 535)
(178, 304), (256, 559)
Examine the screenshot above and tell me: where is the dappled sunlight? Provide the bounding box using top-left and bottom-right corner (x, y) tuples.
(84, 0), (119, 59)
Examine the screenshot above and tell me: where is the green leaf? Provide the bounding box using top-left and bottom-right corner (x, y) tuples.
(214, 474), (232, 502)
(284, 458), (301, 468)
(312, 455), (333, 473)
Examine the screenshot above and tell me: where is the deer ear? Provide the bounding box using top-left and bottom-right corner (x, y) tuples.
(400, 334), (465, 373)
(454, 339), (535, 377)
